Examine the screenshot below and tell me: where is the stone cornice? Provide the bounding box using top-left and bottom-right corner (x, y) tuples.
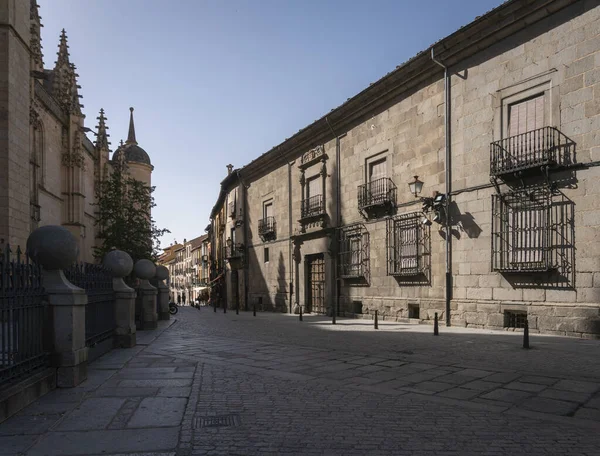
(239, 0), (579, 182)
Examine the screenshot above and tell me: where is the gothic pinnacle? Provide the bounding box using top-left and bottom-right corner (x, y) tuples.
(55, 28), (70, 67)
(126, 107), (137, 145)
(95, 108), (111, 150)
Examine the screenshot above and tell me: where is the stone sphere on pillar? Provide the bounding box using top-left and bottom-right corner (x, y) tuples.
(134, 259), (156, 280)
(103, 250), (134, 278)
(155, 265), (169, 281)
(26, 225), (79, 270)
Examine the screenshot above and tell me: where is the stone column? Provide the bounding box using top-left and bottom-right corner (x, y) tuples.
(26, 225), (88, 388)
(155, 266), (170, 320)
(103, 250), (136, 348)
(135, 260), (158, 330)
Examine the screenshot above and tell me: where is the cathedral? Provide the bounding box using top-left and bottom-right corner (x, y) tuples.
(0, 0), (153, 262)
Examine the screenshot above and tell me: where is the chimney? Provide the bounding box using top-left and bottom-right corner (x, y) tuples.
(184, 238), (187, 243)
(226, 164), (233, 175)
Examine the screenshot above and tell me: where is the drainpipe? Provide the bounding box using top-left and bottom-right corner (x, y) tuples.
(326, 117), (346, 318)
(288, 162), (293, 314)
(236, 170), (250, 311)
(431, 48), (452, 327)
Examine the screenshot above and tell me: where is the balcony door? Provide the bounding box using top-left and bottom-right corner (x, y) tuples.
(368, 158), (387, 203)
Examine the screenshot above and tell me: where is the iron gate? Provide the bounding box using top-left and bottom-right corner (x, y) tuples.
(306, 254), (325, 314)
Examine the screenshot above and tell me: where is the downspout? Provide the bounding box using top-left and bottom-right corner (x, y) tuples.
(236, 170), (250, 311)
(326, 117), (346, 319)
(288, 162), (293, 314)
(431, 48), (452, 327)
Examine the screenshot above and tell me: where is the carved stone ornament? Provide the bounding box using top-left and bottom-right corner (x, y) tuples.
(29, 106), (41, 127)
(320, 159), (327, 177)
(299, 145), (326, 169)
(299, 169), (305, 186)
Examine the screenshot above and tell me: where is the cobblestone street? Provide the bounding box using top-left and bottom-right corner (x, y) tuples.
(1, 307), (600, 455)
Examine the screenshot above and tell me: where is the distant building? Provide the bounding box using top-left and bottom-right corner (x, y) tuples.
(209, 0), (600, 337)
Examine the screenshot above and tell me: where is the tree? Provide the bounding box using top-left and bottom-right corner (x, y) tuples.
(94, 160), (169, 263)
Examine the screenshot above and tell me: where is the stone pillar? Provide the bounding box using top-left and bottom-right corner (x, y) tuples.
(103, 250), (136, 348)
(26, 225), (88, 388)
(135, 260), (158, 330)
(155, 266), (170, 320)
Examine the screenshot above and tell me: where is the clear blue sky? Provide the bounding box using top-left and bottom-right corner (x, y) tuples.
(39, 0), (502, 249)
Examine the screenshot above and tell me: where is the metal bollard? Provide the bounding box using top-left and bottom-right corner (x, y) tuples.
(213, 301), (216, 313)
(374, 310), (379, 330)
(434, 312), (439, 336)
(523, 320), (530, 349)
(299, 306), (303, 322)
(224, 305), (226, 314)
(236, 304), (239, 315)
(253, 304), (256, 317)
(332, 306), (336, 325)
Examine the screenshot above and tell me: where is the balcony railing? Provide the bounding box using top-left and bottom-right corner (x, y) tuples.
(225, 243), (244, 259)
(258, 216), (276, 239)
(358, 178), (397, 211)
(490, 126), (572, 177)
(301, 195), (324, 219)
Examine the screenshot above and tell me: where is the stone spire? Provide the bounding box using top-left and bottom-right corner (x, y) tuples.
(126, 107), (137, 145)
(51, 30), (83, 116)
(30, 0), (44, 71)
(95, 108), (110, 151)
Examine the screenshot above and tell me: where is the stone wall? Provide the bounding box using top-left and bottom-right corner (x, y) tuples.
(0, 0), (32, 246)
(235, 1), (600, 338)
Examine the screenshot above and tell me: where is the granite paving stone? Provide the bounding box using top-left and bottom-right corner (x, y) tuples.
(574, 408), (600, 420)
(554, 380), (600, 394)
(0, 435), (38, 455)
(57, 398), (126, 431)
(503, 381), (548, 393)
(517, 397), (580, 415)
(157, 387), (193, 397)
(479, 388), (533, 404)
(26, 428), (180, 455)
(117, 379), (193, 388)
(127, 397), (187, 428)
(538, 389), (592, 404)
(461, 380), (504, 392)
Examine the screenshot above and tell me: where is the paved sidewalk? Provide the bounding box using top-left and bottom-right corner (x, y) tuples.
(1, 308), (600, 455)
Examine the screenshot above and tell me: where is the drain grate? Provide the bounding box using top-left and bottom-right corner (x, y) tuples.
(193, 414), (240, 429)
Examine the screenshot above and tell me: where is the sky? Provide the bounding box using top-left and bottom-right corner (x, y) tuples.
(39, 0), (503, 249)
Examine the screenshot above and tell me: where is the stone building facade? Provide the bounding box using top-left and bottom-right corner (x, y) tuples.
(160, 235), (209, 304)
(0, 1), (152, 261)
(209, 0), (600, 337)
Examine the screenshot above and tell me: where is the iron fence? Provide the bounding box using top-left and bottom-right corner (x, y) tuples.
(358, 177), (397, 210)
(64, 263), (115, 347)
(0, 245), (49, 388)
(490, 126), (572, 176)
(301, 194), (324, 219)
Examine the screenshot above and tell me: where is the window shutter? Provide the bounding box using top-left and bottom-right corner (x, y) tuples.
(369, 159), (386, 181)
(508, 94), (545, 136)
(308, 176), (322, 198)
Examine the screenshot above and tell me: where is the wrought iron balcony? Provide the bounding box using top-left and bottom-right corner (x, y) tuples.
(490, 126), (572, 177)
(258, 216), (276, 240)
(225, 243), (244, 259)
(301, 195), (324, 219)
(358, 178), (397, 213)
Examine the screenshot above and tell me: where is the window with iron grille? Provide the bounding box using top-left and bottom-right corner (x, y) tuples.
(504, 310), (528, 329)
(339, 224), (369, 279)
(386, 212), (429, 277)
(492, 187), (553, 272)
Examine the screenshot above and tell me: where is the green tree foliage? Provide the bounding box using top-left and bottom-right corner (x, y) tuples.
(94, 160), (169, 263)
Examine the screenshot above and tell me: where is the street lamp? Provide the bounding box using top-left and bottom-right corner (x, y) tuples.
(409, 175), (424, 198)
